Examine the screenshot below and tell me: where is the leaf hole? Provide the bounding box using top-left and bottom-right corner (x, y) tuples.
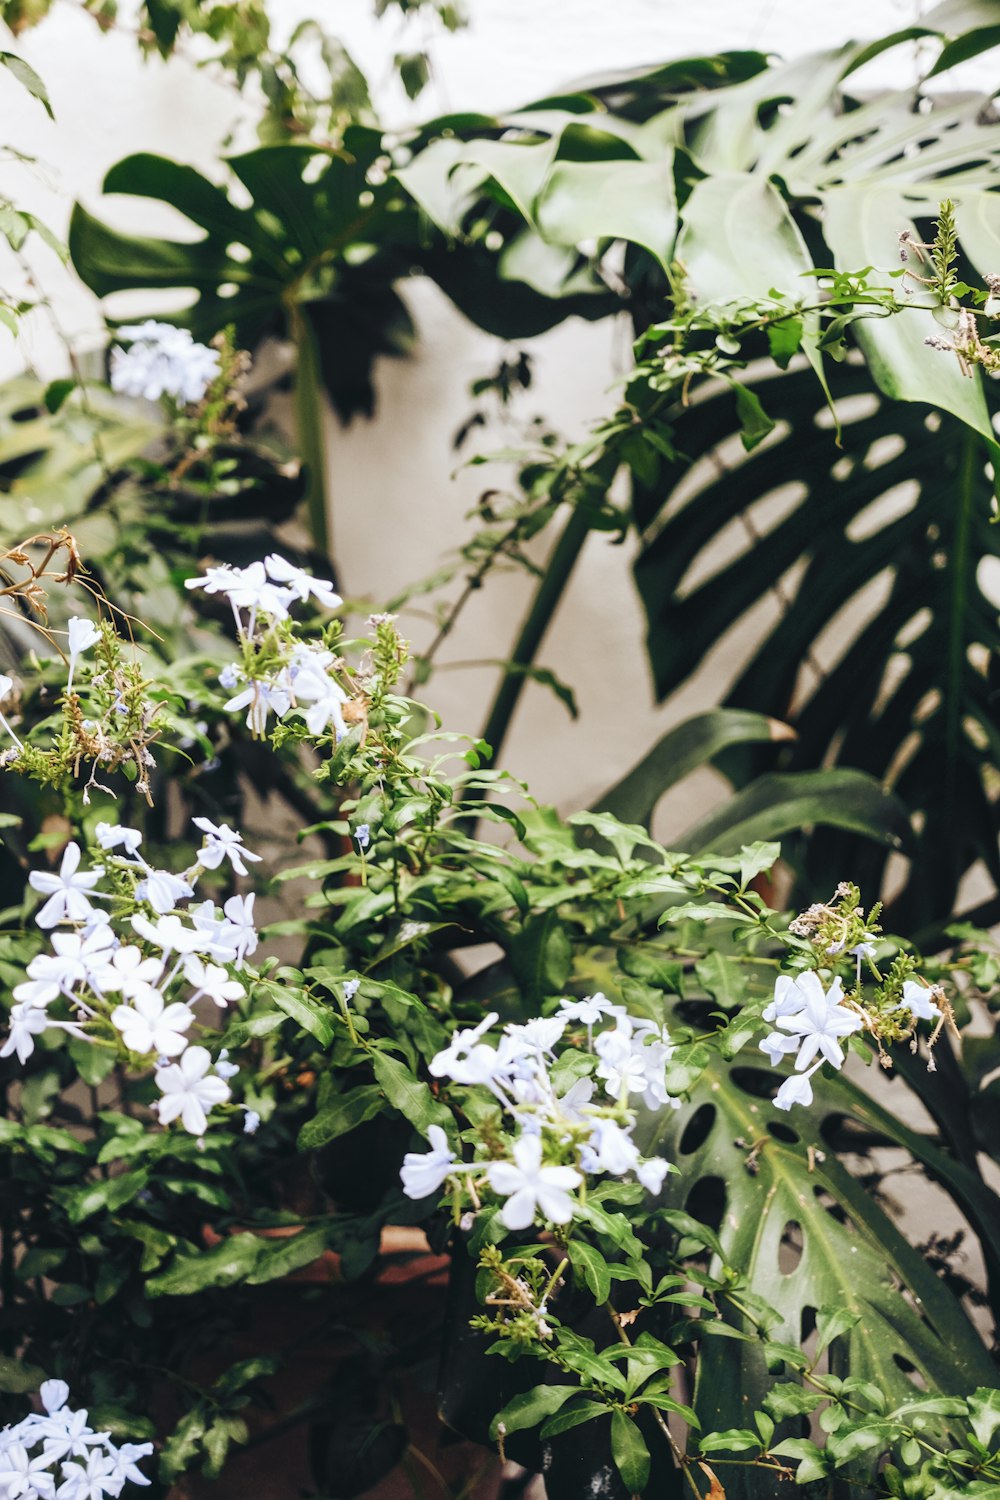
(730, 1066), (778, 1100)
(779, 1220), (803, 1275)
(767, 1120), (799, 1145)
(800, 1305), (816, 1342)
(813, 1186), (849, 1226)
(685, 1175), (726, 1235)
(893, 1354), (928, 1391)
(678, 1103), (716, 1155)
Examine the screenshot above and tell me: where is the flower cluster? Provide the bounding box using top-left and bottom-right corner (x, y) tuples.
(185, 556), (347, 740)
(109, 321), (221, 407)
(401, 996), (677, 1232)
(760, 884), (950, 1110)
(3, 819), (260, 1135)
(0, 1379), (152, 1499)
(758, 971), (864, 1110)
(0, 614), (162, 802)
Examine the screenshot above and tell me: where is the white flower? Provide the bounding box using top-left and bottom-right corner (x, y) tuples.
(264, 553), (342, 610)
(429, 1012), (500, 1084)
(31, 1407), (104, 1464)
(218, 663), (241, 691)
(763, 971), (823, 1024)
(636, 1156), (671, 1195)
(191, 817), (261, 877)
(183, 955), (244, 1008)
(65, 618), (100, 692)
(136, 869), (195, 915)
(631, 1037), (677, 1111)
(555, 1075), (594, 1122)
(584, 1119), (640, 1177)
(40, 1381), (70, 1415)
(100, 946), (164, 1000)
(486, 1135), (582, 1231)
(594, 1028), (648, 1100)
(557, 993), (621, 1026)
(110, 321), (220, 406)
(0, 1441), (57, 1499)
(243, 1109), (261, 1135)
(155, 1045), (231, 1134)
(288, 652), (348, 739)
(28, 844), (101, 929)
(773, 1071), (817, 1112)
(214, 1048), (239, 1081)
(222, 562), (293, 621)
(222, 893), (257, 964)
(759, 1031), (801, 1066)
(131, 913), (206, 956)
(188, 901), (242, 964)
(400, 1125), (456, 1199)
(775, 976), (861, 1071)
(0, 1003), (49, 1063)
(93, 824), (142, 856)
(224, 679), (291, 737)
(110, 1442), (153, 1488)
(111, 990), (193, 1057)
(13, 977), (60, 1009)
(54, 1447), (120, 1500)
(506, 1017), (566, 1054)
(896, 979), (942, 1023)
(25, 927), (117, 998)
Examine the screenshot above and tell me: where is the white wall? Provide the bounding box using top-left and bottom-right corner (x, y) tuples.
(0, 0), (993, 828)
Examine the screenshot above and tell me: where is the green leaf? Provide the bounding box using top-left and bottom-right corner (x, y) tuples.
(370, 1050), (452, 1133)
(770, 1437), (827, 1485)
(698, 1428), (760, 1454)
(257, 979), (334, 1046)
(0, 1355), (46, 1394)
(568, 1239), (612, 1304)
(823, 188), (997, 446)
(729, 378), (777, 452)
(595, 709), (795, 829)
(508, 911), (572, 1002)
(815, 1304), (862, 1355)
(58, 1170), (150, 1225)
(490, 1384), (575, 1441)
(540, 1398), (609, 1438)
(969, 1387), (1000, 1449)
(0, 51), (53, 117)
(680, 769), (912, 857)
(297, 1085), (387, 1149)
(147, 1234), (264, 1297)
(738, 841), (781, 888)
(535, 155), (678, 270)
(610, 1409), (650, 1494)
(639, 1056), (997, 1491)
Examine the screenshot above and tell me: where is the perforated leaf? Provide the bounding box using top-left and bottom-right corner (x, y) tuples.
(633, 360), (1000, 929)
(639, 1059), (997, 1497)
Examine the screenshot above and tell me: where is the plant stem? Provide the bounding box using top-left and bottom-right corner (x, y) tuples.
(479, 499), (593, 770)
(291, 305), (332, 558)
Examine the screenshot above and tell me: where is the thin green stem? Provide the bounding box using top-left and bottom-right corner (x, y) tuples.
(290, 305), (331, 557)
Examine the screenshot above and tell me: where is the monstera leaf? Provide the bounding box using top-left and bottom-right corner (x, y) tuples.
(68, 133), (417, 422)
(640, 1059), (998, 1498)
(632, 358), (1000, 931)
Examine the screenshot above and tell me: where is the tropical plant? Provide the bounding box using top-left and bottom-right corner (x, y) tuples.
(62, 7), (1000, 931)
(0, 541), (998, 1500)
